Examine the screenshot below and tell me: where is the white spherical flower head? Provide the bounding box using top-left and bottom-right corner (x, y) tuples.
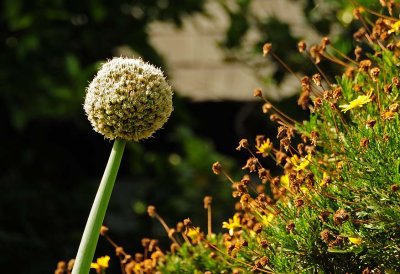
(84, 57), (173, 141)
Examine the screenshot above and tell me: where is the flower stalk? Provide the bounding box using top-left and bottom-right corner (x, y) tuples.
(72, 139), (126, 274)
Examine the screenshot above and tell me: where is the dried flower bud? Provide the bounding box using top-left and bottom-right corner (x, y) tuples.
(212, 161), (222, 175)
(134, 253), (143, 262)
(320, 229), (331, 243)
(353, 27), (366, 41)
(141, 238), (151, 248)
(260, 239), (268, 248)
(84, 57), (173, 141)
(253, 88), (263, 97)
(392, 76), (400, 87)
(100, 225), (109, 236)
(263, 43), (272, 56)
(253, 223), (263, 234)
(236, 139), (249, 151)
(183, 218), (192, 227)
(360, 137), (369, 148)
(389, 103), (399, 112)
(56, 261), (67, 271)
(149, 239), (158, 252)
(115, 246), (125, 256)
(262, 103), (272, 113)
(286, 222), (295, 233)
(319, 211), (331, 222)
(370, 67), (380, 80)
(67, 259), (75, 272)
(203, 196), (212, 209)
(312, 73), (322, 87)
(354, 46), (362, 61)
(297, 41), (307, 53)
(391, 184), (399, 192)
(147, 205), (156, 217)
(333, 208), (349, 225)
(366, 119), (376, 128)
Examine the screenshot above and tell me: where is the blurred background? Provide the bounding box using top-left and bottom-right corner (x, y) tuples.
(0, 0), (374, 272)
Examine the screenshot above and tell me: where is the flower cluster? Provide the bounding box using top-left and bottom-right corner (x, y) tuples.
(84, 57), (173, 141)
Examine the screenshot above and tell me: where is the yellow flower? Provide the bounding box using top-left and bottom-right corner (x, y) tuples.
(290, 154), (312, 171)
(256, 139), (273, 157)
(348, 237), (362, 245)
(389, 20), (400, 34)
(319, 172), (330, 187)
(280, 174), (289, 189)
(261, 213), (275, 226)
(339, 91), (372, 113)
(186, 227), (200, 240)
(91, 255), (110, 270)
(222, 214), (241, 236)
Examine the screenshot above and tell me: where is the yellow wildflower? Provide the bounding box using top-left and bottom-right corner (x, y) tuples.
(389, 21), (400, 34)
(339, 91), (372, 113)
(186, 227), (200, 240)
(91, 255), (110, 270)
(256, 139), (273, 157)
(290, 154), (312, 171)
(280, 174), (289, 189)
(222, 214), (241, 236)
(348, 237), (362, 245)
(261, 213), (275, 226)
(319, 172), (330, 187)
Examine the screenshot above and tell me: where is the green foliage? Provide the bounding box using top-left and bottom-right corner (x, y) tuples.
(153, 3), (400, 274)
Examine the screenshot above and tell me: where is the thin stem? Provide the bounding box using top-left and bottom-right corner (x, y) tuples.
(207, 205), (212, 236)
(72, 139), (126, 274)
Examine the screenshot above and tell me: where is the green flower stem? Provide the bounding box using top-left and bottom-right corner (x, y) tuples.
(72, 139), (126, 274)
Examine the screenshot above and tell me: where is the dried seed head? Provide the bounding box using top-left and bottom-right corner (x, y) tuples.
(263, 43), (272, 56)
(115, 246), (124, 256)
(320, 229), (331, 243)
(360, 137), (369, 148)
(319, 211), (331, 222)
(212, 161), (222, 175)
(183, 218), (192, 227)
(354, 46), (362, 61)
(100, 225), (109, 236)
(203, 196), (212, 208)
(253, 223), (263, 234)
(370, 67), (380, 80)
(253, 88), (263, 97)
(359, 59), (372, 72)
(366, 119), (376, 128)
(84, 57), (173, 141)
(333, 208), (349, 225)
(297, 41), (307, 53)
(147, 205), (156, 217)
(392, 76), (400, 87)
(260, 239), (268, 248)
(236, 139), (249, 151)
(286, 222), (295, 233)
(353, 27), (366, 41)
(262, 103), (272, 113)
(312, 73), (322, 87)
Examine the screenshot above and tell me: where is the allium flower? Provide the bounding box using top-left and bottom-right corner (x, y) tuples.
(84, 57), (173, 141)
(339, 91), (372, 113)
